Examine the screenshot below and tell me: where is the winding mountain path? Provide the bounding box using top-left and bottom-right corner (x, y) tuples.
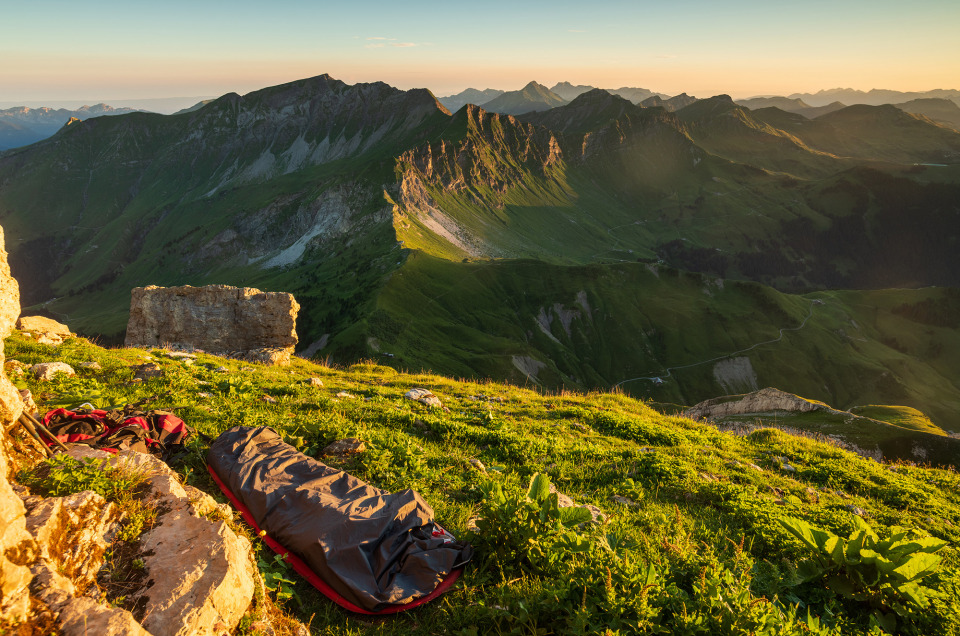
(612, 299), (819, 389)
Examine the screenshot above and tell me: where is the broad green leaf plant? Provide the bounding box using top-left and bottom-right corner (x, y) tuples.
(780, 516), (948, 629)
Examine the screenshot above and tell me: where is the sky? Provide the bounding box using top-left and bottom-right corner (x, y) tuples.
(3, 0), (958, 107)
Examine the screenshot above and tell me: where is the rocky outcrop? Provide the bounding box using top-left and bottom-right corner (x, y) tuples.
(16, 315), (72, 345)
(125, 284), (299, 365)
(0, 225), (33, 623)
(683, 387), (844, 421)
(136, 512), (254, 636)
(67, 447), (253, 636)
(30, 562), (151, 636)
(25, 491), (122, 593)
(0, 226), (255, 632)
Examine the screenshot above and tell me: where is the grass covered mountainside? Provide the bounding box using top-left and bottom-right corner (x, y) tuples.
(7, 332), (960, 635)
(1, 73), (959, 437)
(364, 256), (960, 432)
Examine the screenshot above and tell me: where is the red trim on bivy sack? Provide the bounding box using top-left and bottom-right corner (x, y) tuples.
(206, 464), (463, 615)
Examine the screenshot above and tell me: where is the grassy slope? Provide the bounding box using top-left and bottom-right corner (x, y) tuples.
(366, 253), (960, 434)
(7, 333), (960, 635)
(848, 405), (944, 435)
(701, 405), (959, 468)
(751, 104), (960, 164)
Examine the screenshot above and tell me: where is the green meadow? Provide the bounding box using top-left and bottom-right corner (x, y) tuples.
(8, 332), (960, 635)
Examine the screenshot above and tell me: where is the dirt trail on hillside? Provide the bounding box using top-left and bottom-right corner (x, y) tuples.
(612, 299), (818, 390)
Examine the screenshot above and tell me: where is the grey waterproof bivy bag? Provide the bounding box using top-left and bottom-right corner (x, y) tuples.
(207, 426), (473, 612)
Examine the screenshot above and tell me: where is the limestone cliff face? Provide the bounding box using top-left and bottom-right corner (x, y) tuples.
(398, 104), (563, 199)
(394, 104), (565, 257)
(0, 224), (33, 622)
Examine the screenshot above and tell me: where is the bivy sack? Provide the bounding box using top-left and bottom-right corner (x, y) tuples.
(206, 425), (473, 614)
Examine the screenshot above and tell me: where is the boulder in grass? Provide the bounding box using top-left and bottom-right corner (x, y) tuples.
(17, 315), (73, 345)
(30, 362), (76, 381)
(404, 388), (442, 408)
(124, 284), (298, 367)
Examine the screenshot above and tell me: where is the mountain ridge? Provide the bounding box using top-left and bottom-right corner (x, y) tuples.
(1, 73), (959, 433)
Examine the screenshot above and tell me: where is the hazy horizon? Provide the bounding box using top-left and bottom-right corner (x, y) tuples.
(3, 79), (959, 116)
(3, 0), (958, 107)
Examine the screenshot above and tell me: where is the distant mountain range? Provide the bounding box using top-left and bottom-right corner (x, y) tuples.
(893, 98), (960, 130)
(735, 96), (847, 119)
(735, 95), (960, 130)
(440, 85), (960, 122)
(439, 81), (676, 116)
(784, 88), (960, 108)
(640, 93), (697, 111)
(2, 74), (959, 432)
(435, 88), (505, 113)
(476, 81), (568, 115)
(0, 104), (141, 150)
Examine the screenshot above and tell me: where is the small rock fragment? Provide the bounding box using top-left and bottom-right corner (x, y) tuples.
(80, 361), (102, 370)
(309, 377), (323, 387)
(215, 366), (228, 372)
(404, 388), (442, 408)
(30, 361), (76, 381)
(322, 438), (366, 456)
(215, 503), (234, 522)
(845, 504), (866, 516)
(611, 494), (639, 508)
(468, 458), (487, 473)
(549, 484), (605, 523)
(5, 360), (24, 376)
(238, 347), (292, 367)
(260, 395), (278, 404)
(336, 391), (355, 399)
(18, 389), (37, 414)
(582, 505), (606, 523)
(134, 362), (164, 380)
